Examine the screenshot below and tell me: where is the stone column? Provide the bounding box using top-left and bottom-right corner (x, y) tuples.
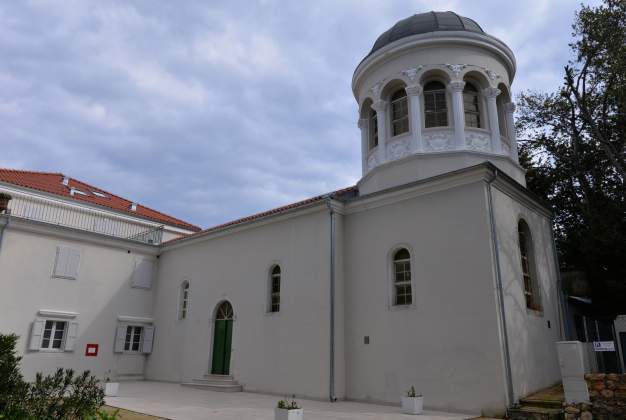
(483, 87), (502, 154)
(405, 84), (423, 152)
(371, 100), (388, 165)
(448, 81), (466, 149)
(504, 102), (518, 161)
(358, 118), (369, 175)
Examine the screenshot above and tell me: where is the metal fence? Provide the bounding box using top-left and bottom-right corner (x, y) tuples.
(6, 194), (163, 245)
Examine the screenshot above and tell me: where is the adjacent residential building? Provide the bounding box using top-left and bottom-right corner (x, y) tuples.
(0, 11), (564, 416)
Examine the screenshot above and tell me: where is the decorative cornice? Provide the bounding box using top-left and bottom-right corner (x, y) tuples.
(369, 81), (384, 100)
(401, 66), (423, 83)
(504, 102), (516, 113)
(371, 100), (388, 112)
(483, 87), (501, 98)
(117, 316), (154, 324)
(447, 80), (466, 92)
(405, 85), (422, 96)
(445, 63), (467, 79)
(38, 310), (79, 319)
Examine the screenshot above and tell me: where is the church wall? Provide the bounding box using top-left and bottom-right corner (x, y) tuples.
(147, 206), (338, 399)
(490, 186), (562, 401)
(0, 222), (156, 381)
(343, 181), (507, 414)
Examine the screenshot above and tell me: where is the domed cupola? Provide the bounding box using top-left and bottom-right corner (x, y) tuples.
(353, 11), (525, 195)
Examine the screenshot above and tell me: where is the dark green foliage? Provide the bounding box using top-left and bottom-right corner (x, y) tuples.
(0, 334), (105, 419)
(517, 0), (626, 315)
(0, 334), (28, 415)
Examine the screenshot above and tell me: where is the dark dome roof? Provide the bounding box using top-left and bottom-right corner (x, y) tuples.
(369, 11), (484, 55)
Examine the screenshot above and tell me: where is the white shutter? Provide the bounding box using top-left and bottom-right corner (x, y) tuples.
(142, 326), (154, 354)
(65, 248), (81, 280)
(64, 322), (79, 351)
(29, 320), (45, 351)
(131, 259), (154, 289)
(114, 325), (126, 353)
(53, 246), (81, 280)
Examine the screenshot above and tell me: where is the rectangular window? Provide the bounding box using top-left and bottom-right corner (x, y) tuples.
(369, 111), (378, 149)
(391, 97), (409, 136)
(124, 326), (143, 352)
(270, 274), (280, 313)
(41, 320), (67, 350)
(394, 259), (412, 306)
(53, 246), (81, 280)
(424, 91), (448, 128)
(463, 92), (481, 128)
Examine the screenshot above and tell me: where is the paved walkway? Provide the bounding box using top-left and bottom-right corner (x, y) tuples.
(105, 381), (473, 420)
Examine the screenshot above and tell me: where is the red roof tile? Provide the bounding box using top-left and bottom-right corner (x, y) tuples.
(163, 186), (357, 245)
(0, 168), (201, 232)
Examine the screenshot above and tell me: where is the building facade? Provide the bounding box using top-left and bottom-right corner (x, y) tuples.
(0, 11), (563, 416)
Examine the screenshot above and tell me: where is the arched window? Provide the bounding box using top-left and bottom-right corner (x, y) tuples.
(269, 265), (281, 313)
(393, 248), (412, 305)
(390, 89), (409, 136)
(518, 220), (541, 310)
(423, 81), (448, 128)
(179, 280), (189, 320)
(463, 83), (481, 128)
(369, 109), (378, 150)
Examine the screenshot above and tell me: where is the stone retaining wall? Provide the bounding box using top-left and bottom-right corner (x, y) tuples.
(563, 373), (626, 420)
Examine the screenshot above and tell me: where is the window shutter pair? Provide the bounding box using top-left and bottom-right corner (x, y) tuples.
(53, 246), (81, 279)
(113, 324), (154, 354)
(28, 319), (78, 351)
(131, 259), (155, 289)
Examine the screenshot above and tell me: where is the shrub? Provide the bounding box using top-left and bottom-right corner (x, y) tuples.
(0, 334), (28, 414)
(0, 334), (104, 419)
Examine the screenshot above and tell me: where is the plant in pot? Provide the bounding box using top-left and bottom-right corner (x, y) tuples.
(0, 192), (12, 213)
(401, 386), (423, 415)
(274, 396), (303, 420)
(103, 370), (119, 397)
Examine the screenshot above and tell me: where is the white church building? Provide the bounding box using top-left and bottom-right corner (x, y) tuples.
(0, 11), (564, 415)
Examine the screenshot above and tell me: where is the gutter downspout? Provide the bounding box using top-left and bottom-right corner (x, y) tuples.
(325, 197), (337, 402)
(486, 169), (515, 407)
(550, 223), (569, 341)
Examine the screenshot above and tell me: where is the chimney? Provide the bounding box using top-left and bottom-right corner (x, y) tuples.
(62, 176), (70, 186)
(130, 202), (138, 212)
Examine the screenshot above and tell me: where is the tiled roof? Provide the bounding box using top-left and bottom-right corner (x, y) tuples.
(164, 186), (358, 245)
(0, 168), (201, 232)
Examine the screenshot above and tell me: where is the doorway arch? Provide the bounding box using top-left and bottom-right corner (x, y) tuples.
(211, 300), (234, 375)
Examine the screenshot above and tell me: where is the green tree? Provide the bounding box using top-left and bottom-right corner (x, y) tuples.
(517, 0), (626, 315)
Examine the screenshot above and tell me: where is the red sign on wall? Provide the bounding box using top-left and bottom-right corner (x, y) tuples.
(85, 344), (99, 357)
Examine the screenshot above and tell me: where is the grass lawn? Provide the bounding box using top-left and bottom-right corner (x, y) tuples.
(102, 405), (165, 420)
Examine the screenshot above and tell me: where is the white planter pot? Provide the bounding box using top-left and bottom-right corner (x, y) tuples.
(274, 407), (304, 420)
(104, 382), (119, 397)
(401, 396), (423, 415)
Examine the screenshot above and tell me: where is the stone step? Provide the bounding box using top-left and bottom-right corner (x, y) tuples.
(115, 374), (145, 382)
(507, 406), (563, 420)
(201, 374), (235, 382)
(518, 397), (563, 410)
(180, 382), (243, 392)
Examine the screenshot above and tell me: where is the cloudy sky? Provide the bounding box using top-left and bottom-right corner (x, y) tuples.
(0, 0), (599, 228)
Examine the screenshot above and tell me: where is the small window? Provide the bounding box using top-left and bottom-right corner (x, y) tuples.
(393, 248), (412, 306)
(390, 89), (409, 136)
(518, 220), (541, 311)
(269, 265), (281, 313)
(463, 83), (481, 128)
(41, 320), (67, 350)
(369, 109), (378, 150)
(124, 326), (143, 352)
(179, 281), (190, 320)
(424, 81), (448, 128)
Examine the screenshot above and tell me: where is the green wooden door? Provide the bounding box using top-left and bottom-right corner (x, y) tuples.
(211, 319), (233, 375)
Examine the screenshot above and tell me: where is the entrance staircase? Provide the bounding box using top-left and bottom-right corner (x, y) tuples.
(181, 374), (243, 392)
(506, 384), (564, 420)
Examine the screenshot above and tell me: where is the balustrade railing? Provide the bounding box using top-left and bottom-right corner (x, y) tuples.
(5, 194), (163, 245)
